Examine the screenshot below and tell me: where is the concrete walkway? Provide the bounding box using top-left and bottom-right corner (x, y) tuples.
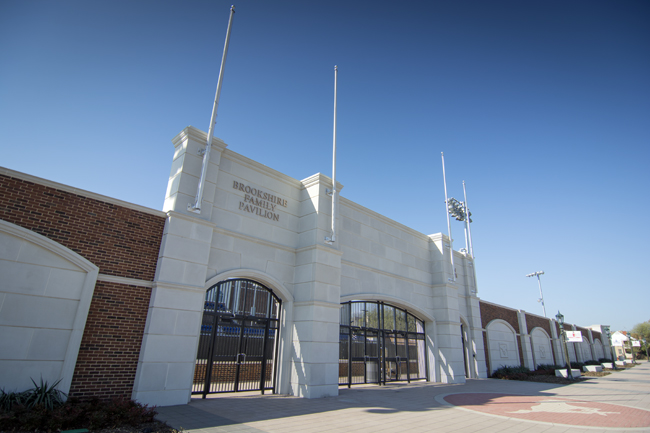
(155, 363), (650, 433)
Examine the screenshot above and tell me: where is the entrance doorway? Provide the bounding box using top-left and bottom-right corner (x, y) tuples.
(193, 279), (281, 397)
(339, 301), (426, 386)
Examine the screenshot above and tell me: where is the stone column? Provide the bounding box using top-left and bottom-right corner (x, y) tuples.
(428, 234), (465, 384)
(572, 325), (583, 363)
(550, 319), (565, 366)
(133, 126), (225, 406)
(517, 311), (535, 369)
(290, 174), (343, 398)
(163, 126), (228, 220)
(132, 212), (215, 406)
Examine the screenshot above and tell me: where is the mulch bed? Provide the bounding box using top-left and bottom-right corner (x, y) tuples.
(496, 364), (640, 385)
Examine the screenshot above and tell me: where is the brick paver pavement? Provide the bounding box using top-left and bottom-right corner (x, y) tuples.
(155, 362), (650, 432)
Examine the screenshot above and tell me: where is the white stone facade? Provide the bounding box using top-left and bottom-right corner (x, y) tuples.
(132, 126), (485, 406)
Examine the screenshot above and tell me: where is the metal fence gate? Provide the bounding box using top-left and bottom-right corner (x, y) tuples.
(339, 301), (427, 386)
(193, 279), (281, 397)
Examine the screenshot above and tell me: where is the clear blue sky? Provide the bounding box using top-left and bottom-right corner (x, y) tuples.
(1, 0), (648, 334)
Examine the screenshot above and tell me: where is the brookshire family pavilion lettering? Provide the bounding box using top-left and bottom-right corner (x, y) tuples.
(233, 181), (287, 221)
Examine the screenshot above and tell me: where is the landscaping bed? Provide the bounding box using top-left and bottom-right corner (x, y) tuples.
(0, 379), (179, 433)
(491, 361), (634, 385)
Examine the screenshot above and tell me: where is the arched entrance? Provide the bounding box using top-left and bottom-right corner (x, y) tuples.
(339, 301), (427, 386)
(193, 279), (281, 397)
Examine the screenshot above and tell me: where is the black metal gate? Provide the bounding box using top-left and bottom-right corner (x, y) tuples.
(339, 301), (426, 386)
(193, 279), (281, 397)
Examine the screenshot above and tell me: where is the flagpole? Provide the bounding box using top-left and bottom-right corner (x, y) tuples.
(441, 152), (455, 282)
(326, 66), (338, 245)
(463, 180), (478, 294)
(463, 181), (474, 258)
(189, 5), (235, 213)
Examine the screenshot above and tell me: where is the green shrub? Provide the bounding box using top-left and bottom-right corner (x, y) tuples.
(584, 360), (601, 366)
(598, 358), (612, 363)
(491, 365), (530, 379)
(0, 377), (66, 414)
(0, 389), (26, 412)
(0, 395), (157, 431)
(536, 363), (561, 371)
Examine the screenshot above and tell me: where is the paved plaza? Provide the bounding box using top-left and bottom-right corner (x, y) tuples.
(155, 363), (650, 433)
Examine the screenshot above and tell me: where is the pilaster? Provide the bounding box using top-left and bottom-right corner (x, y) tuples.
(132, 211), (215, 406)
(550, 320), (565, 366)
(163, 126), (228, 221)
(516, 311), (534, 369)
(290, 174), (344, 398)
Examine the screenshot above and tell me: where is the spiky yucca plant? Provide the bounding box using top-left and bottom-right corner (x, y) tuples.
(22, 377), (67, 410)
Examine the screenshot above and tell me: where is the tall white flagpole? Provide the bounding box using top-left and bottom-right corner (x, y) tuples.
(463, 180), (478, 294)
(326, 66), (338, 244)
(441, 152), (455, 282)
(189, 5), (235, 214)
(462, 181), (474, 259)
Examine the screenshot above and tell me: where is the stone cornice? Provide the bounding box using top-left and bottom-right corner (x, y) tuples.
(0, 167), (167, 218)
(300, 173), (344, 191)
(223, 151), (302, 189)
(172, 126), (228, 153)
(339, 196), (436, 243)
(296, 243), (344, 256)
(97, 274), (154, 288)
(151, 281), (206, 293)
(167, 210), (217, 228)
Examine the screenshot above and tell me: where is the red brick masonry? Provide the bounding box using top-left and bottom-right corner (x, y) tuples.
(444, 393), (650, 428)
(525, 313), (557, 363)
(480, 302), (524, 369)
(69, 281), (152, 398)
(0, 174), (165, 280)
(1, 174), (166, 399)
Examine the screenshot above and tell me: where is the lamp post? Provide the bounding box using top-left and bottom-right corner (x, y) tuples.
(602, 326), (617, 370)
(556, 311), (573, 379)
(526, 271), (546, 317)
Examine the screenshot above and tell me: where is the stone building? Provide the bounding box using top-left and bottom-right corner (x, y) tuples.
(0, 126), (611, 407)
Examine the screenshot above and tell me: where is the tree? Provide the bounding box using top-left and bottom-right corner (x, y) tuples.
(631, 320), (650, 360)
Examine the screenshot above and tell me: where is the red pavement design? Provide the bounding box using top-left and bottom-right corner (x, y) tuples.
(443, 393), (650, 428)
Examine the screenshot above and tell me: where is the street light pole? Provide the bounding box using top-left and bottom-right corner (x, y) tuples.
(628, 333), (636, 363)
(556, 311), (573, 380)
(526, 271), (546, 317)
(602, 326), (617, 370)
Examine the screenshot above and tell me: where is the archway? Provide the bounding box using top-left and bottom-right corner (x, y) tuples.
(530, 327), (553, 368)
(192, 279), (281, 397)
(339, 301), (427, 386)
(486, 319), (520, 375)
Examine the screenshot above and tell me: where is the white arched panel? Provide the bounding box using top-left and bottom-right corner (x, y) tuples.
(593, 339), (604, 360)
(580, 339), (593, 361)
(486, 320), (520, 374)
(0, 220), (99, 395)
(530, 328), (553, 367)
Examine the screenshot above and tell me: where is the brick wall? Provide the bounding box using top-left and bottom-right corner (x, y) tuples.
(0, 173), (166, 399)
(576, 326), (590, 339)
(68, 281), (152, 398)
(0, 174), (165, 280)
(525, 313), (557, 363)
(480, 302), (519, 331)
(480, 302), (524, 367)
